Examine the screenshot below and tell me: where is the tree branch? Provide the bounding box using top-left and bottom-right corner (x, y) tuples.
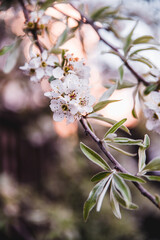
(55, 4), (149, 86)
(18, 0), (43, 53)
(80, 117), (160, 209)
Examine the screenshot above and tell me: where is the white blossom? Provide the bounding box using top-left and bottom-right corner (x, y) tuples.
(143, 91), (160, 134)
(44, 54), (95, 122)
(30, 10), (51, 26)
(20, 50), (59, 83)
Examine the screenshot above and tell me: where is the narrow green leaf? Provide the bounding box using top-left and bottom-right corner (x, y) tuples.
(138, 147), (146, 173)
(87, 114), (130, 135)
(80, 142), (111, 171)
(93, 100), (119, 113)
(112, 184), (138, 210)
(123, 21), (138, 55)
(144, 84), (158, 95)
(96, 176), (113, 211)
(0, 44), (13, 56)
(113, 174), (132, 207)
(133, 35), (154, 44)
(110, 185), (121, 219)
(104, 118), (127, 138)
(91, 171), (111, 182)
(108, 137), (144, 146)
(83, 179), (107, 221)
(119, 65), (124, 84)
(129, 47), (159, 57)
(145, 175), (160, 182)
(99, 84), (117, 102)
(155, 195), (160, 206)
(117, 80), (136, 89)
(117, 173), (146, 183)
(55, 28), (74, 48)
(86, 120), (94, 133)
(130, 56), (154, 68)
(108, 144), (137, 157)
(132, 106), (138, 119)
(4, 38), (22, 73)
(143, 157), (160, 172)
(143, 134), (150, 149)
(90, 6), (110, 20)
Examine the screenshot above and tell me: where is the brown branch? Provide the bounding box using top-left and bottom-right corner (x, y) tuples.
(18, 0), (43, 53)
(80, 117), (160, 209)
(55, 4), (149, 86)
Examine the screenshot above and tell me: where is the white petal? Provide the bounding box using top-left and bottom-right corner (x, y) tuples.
(40, 15), (51, 24)
(70, 104), (78, 114)
(19, 62), (29, 70)
(30, 57), (41, 68)
(53, 111), (64, 122)
(46, 55), (59, 66)
(45, 66), (53, 76)
(30, 76), (39, 83)
(52, 67), (64, 78)
(35, 68), (44, 79)
(42, 50), (48, 61)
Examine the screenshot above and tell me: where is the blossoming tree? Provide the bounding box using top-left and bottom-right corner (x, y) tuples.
(1, 0), (160, 221)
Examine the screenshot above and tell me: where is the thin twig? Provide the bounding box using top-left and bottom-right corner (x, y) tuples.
(18, 0), (43, 53)
(55, 4), (149, 86)
(80, 117), (160, 209)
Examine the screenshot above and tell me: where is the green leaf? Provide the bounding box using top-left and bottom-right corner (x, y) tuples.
(138, 135), (150, 173)
(80, 142), (111, 171)
(130, 56), (154, 68)
(91, 171), (111, 182)
(99, 84), (117, 102)
(145, 175), (160, 182)
(40, 0), (57, 10)
(96, 175), (113, 211)
(50, 48), (65, 54)
(117, 173), (146, 183)
(113, 174), (132, 207)
(55, 28), (74, 48)
(86, 120), (94, 133)
(143, 157), (160, 172)
(90, 6), (110, 20)
(129, 47), (159, 57)
(133, 35), (154, 44)
(0, 44), (13, 56)
(123, 21), (138, 55)
(83, 179), (107, 221)
(93, 100), (119, 113)
(108, 137), (143, 146)
(112, 184), (138, 210)
(104, 118), (127, 139)
(107, 144), (137, 157)
(48, 76), (56, 82)
(119, 65), (124, 84)
(87, 113), (130, 135)
(132, 106), (138, 119)
(110, 185), (121, 219)
(117, 80), (136, 89)
(4, 38), (22, 74)
(144, 84), (158, 95)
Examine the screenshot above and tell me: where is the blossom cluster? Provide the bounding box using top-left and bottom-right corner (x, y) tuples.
(20, 51), (95, 123)
(25, 10), (51, 32)
(143, 91), (160, 134)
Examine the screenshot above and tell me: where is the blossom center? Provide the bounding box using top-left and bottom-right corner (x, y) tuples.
(69, 92), (76, 100)
(27, 22), (34, 28)
(41, 61), (47, 67)
(153, 113), (159, 120)
(30, 68), (35, 74)
(61, 104), (69, 111)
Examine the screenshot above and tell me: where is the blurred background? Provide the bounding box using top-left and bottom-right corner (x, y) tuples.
(0, 0), (160, 239)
